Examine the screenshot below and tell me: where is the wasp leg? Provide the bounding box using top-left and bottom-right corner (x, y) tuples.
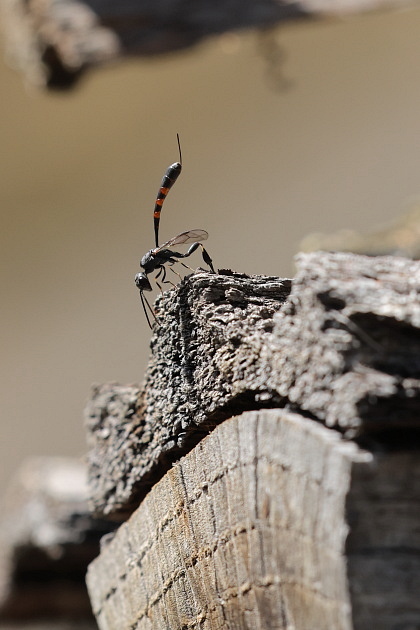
(200, 245), (215, 273)
(164, 278), (178, 288)
(158, 264), (176, 288)
(170, 242), (216, 273)
(169, 266), (183, 281)
(179, 261), (194, 271)
(154, 267), (164, 291)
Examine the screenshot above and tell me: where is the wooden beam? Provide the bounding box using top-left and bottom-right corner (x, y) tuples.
(85, 271), (291, 518)
(86, 409), (420, 629)
(85, 253), (420, 520)
(2, 0), (419, 88)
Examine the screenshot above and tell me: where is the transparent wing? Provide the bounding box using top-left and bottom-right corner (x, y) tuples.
(156, 229), (208, 251)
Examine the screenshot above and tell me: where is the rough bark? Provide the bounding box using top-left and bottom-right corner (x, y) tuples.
(85, 271), (291, 518)
(86, 408), (420, 630)
(85, 253), (420, 519)
(1, 0), (419, 89)
(265, 252), (420, 435)
(0, 457), (115, 625)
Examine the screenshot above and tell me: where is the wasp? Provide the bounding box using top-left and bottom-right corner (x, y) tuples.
(135, 135), (215, 328)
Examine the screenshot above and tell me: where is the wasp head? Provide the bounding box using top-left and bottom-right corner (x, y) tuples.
(135, 272), (152, 292)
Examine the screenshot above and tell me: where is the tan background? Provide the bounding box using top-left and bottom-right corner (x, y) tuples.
(1, 10), (420, 489)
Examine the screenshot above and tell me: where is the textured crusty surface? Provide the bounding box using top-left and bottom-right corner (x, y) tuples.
(85, 270), (291, 517)
(266, 251), (420, 434)
(85, 253), (420, 518)
(0, 457), (114, 625)
(89, 408), (417, 630)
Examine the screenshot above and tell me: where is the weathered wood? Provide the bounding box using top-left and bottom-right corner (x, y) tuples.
(0, 0), (307, 88)
(87, 408), (420, 630)
(265, 251), (420, 435)
(0, 457), (115, 625)
(2, 0), (420, 88)
(85, 253), (420, 519)
(85, 272), (290, 517)
(85, 252), (420, 628)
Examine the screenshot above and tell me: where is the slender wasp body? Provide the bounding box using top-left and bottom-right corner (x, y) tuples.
(135, 135), (215, 328)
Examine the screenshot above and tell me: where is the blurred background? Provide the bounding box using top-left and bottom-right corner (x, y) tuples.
(1, 8), (420, 491)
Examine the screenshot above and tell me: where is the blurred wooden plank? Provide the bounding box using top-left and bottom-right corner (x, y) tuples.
(0, 457), (115, 626)
(1, 0), (419, 88)
(0, 623), (97, 629)
(300, 205), (420, 259)
(0, 0), (306, 88)
(346, 444), (420, 629)
(86, 409), (420, 630)
(85, 253), (420, 519)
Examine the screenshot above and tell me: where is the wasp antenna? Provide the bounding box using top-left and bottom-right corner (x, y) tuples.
(176, 133), (182, 166)
(140, 291), (157, 329)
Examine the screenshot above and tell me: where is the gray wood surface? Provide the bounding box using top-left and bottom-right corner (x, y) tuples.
(85, 253), (420, 519)
(346, 446), (420, 629)
(87, 408), (420, 630)
(265, 251), (420, 435)
(0, 457), (115, 626)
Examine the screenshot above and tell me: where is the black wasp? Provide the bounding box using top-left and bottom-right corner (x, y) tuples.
(135, 135), (215, 328)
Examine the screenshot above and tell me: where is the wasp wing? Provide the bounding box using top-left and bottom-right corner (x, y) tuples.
(156, 229), (209, 251)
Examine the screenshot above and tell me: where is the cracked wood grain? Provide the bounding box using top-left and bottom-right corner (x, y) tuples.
(87, 409), (420, 630)
(86, 410), (366, 630)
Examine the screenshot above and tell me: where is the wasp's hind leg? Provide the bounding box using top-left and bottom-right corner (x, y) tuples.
(178, 261), (194, 271)
(200, 245), (215, 274)
(169, 265), (184, 282)
(171, 242), (216, 274)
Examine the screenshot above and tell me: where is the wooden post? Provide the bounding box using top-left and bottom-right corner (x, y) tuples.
(85, 252), (420, 629)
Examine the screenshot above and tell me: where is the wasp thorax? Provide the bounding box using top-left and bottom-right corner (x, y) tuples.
(140, 250), (155, 269)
